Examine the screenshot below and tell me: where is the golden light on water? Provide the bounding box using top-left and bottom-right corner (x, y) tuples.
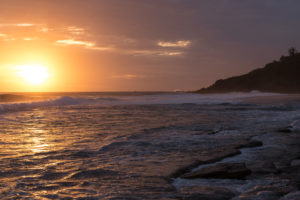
(16, 64), (50, 85)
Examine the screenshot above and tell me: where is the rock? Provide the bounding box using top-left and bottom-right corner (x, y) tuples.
(290, 159), (300, 167)
(246, 161), (277, 174)
(233, 184), (296, 200)
(237, 140), (263, 148)
(179, 186), (237, 200)
(232, 191), (279, 200)
(280, 191), (300, 200)
(169, 147), (241, 178)
(198, 147), (242, 163)
(291, 120), (300, 133)
(278, 128), (293, 133)
(273, 160), (291, 170)
(182, 162), (251, 179)
(232, 185), (291, 200)
(279, 166), (300, 189)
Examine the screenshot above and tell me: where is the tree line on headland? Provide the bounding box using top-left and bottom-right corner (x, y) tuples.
(196, 48), (300, 93)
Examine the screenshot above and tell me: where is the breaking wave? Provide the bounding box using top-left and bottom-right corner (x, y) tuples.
(0, 91), (285, 114)
(0, 96), (82, 113)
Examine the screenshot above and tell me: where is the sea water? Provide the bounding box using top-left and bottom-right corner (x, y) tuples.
(0, 92), (299, 199)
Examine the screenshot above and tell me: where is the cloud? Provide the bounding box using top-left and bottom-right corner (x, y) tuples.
(15, 23), (35, 27)
(55, 39), (114, 51)
(112, 74), (143, 79)
(54, 36), (183, 55)
(0, 23), (36, 27)
(157, 40), (191, 47)
(159, 51), (183, 56)
(39, 27), (49, 33)
(0, 33), (15, 41)
(55, 39), (95, 47)
(0, 23), (49, 40)
(0, 22), (185, 57)
(126, 49), (183, 57)
(67, 26), (85, 35)
(89, 46), (114, 51)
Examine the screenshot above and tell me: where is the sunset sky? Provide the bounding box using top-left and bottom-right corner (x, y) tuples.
(0, 0), (300, 92)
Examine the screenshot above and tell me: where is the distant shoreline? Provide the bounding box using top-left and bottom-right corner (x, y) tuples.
(195, 49), (300, 94)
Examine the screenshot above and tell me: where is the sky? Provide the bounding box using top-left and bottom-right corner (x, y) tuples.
(0, 0), (300, 92)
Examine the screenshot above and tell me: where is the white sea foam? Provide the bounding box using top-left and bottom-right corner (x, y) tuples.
(0, 91), (284, 114)
(0, 96), (82, 113)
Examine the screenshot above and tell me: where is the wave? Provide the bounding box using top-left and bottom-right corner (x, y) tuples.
(106, 91), (282, 105)
(0, 96), (82, 113)
(0, 91), (286, 114)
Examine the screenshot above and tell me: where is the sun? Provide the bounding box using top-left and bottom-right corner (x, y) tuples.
(16, 64), (50, 85)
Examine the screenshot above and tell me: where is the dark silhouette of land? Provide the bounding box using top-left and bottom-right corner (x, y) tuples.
(197, 48), (300, 93)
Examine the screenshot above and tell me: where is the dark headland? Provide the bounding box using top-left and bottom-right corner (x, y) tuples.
(196, 48), (300, 94)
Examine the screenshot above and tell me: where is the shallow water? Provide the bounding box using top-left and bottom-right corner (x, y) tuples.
(0, 92), (299, 199)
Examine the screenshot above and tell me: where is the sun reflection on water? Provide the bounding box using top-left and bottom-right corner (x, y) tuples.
(25, 127), (51, 154)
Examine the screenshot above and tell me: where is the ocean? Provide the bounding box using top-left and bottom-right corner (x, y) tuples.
(0, 92), (300, 199)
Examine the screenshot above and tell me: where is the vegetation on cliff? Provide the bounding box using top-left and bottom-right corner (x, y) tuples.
(197, 48), (300, 93)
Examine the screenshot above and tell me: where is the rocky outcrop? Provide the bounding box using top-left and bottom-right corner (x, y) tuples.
(196, 50), (300, 93)
(179, 186), (237, 200)
(169, 146), (242, 178)
(173, 128), (300, 200)
(280, 191), (300, 200)
(182, 162), (251, 179)
(232, 185), (295, 200)
(291, 159), (300, 167)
